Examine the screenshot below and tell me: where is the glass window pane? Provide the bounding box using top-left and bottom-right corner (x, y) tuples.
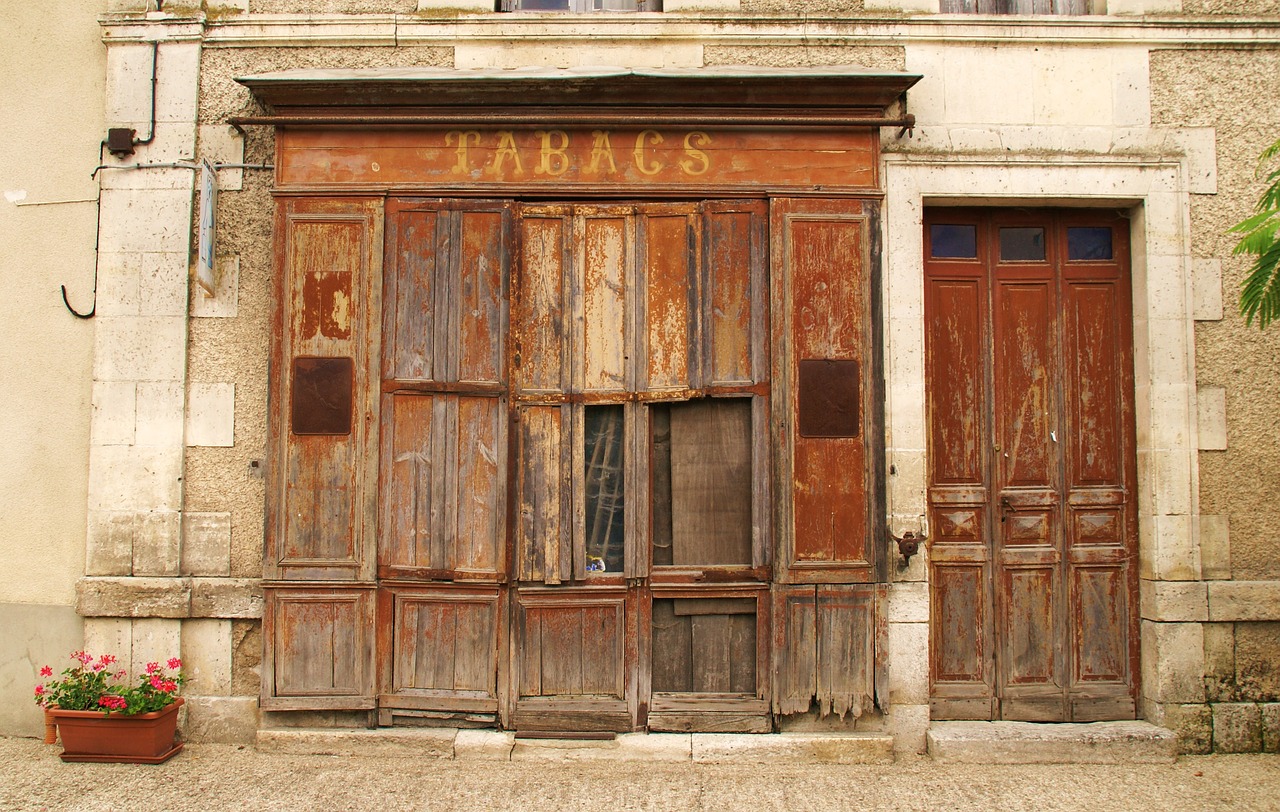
(584, 405), (625, 573)
(1067, 227), (1114, 261)
(929, 224), (978, 259)
(650, 399), (752, 567)
(515, 0), (571, 8)
(999, 227), (1046, 262)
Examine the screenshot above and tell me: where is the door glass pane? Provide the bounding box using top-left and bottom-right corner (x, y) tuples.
(1067, 227), (1113, 261)
(930, 224), (978, 259)
(999, 227), (1046, 262)
(584, 405), (625, 573)
(650, 399), (752, 567)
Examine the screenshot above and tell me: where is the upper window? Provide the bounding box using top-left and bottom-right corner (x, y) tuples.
(500, 0), (661, 10)
(940, 0), (1097, 12)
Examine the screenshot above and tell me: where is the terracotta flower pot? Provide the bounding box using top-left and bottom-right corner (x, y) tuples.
(45, 697), (184, 764)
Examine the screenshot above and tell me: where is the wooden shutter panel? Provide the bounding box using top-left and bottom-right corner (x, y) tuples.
(267, 197), (382, 582)
(771, 198), (884, 583)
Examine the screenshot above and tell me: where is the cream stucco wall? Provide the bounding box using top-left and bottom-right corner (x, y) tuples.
(0, 2), (104, 735)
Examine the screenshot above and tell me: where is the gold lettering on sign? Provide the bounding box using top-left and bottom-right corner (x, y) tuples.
(633, 130), (664, 176)
(446, 130), (481, 173)
(679, 131), (711, 176)
(535, 130), (570, 176)
(588, 130), (618, 174)
(492, 131), (524, 175)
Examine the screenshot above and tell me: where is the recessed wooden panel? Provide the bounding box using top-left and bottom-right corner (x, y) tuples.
(516, 593), (626, 699)
(993, 280), (1056, 490)
(516, 214), (568, 394)
(385, 206), (441, 381)
(704, 205), (762, 387)
(642, 212), (696, 392)
(517, 406), (570, 583)
(937, 509), (983, 543)
(1073, 510), (1121, 547)
(457, 210), (507, 384)
(284, 434), (355, 564)
(932, 564), (988, 683)
(1065, 281), (1124, 487)
(456, 397), (504, 573)
(926, 278), (986, 485)
(652, 598), (756, 695)
(270, 589), (372, 701)
(582, 214), (630, 393)
(1073, 567), (1129, 683)
(391, 592), (498, 696)
(1004, 568), (1056, 685)
(1005, 512), (1051, 545)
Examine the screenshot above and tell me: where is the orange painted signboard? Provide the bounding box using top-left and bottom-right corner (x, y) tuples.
(277, 127), (879, 191)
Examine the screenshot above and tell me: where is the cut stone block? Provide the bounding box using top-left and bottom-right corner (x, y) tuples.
(926, 721), (1177, 764)
(691, 733), (894, 764)
(1212, 703), (1262, 753)
(255, 727), (456, 758)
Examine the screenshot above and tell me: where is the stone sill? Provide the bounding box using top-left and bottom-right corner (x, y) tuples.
(77, 576), (262, 619)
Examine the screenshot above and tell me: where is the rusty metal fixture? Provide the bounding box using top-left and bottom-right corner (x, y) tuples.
(889, 528), (925, 567)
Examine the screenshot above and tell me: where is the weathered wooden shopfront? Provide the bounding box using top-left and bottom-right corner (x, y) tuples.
(242, 67), (921, 732)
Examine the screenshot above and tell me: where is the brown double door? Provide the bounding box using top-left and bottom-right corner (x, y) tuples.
(924, 209), (1139, 722)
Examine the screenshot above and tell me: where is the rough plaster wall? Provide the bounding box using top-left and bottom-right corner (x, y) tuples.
(250, 0), (419, 12)
(1150, 48), (1280, 582)
(704, 44), (906, 70)
(740, 0), (868, 13)
(1182, 0), (1280, 14)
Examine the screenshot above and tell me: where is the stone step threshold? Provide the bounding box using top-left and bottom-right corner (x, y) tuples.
(256, 728), (895, 764)
(259, 721), (1176, 764)
(927, 721), (1177, 764)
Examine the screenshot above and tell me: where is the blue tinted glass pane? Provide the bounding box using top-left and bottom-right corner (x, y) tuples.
(584, 405), (625, 573)
(999, 227), (1045, 262)
(1068, 227), (1114, 261)
(930, 224), (977, 259)
(517, 0), (570, 8)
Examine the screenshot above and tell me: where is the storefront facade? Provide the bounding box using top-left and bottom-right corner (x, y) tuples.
(7, 1), (1279, 754)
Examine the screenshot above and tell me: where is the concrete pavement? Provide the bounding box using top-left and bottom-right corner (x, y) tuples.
(2, 735), (1278, 811)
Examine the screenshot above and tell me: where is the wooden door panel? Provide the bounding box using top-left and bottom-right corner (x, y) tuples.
(639, 208), (698, 394)
(516, 405), (571, 583)
(773, 584), (883, 719)
(263, 588), (375, 710)
(456, 209), (508, 385)
(512, 588), (632, 732)
(379, 586), (500, 712)
(926, 277), (987, 486)
(515, 211), (570, 395)
(773, 199), (880, 582)
(992, 278), (1057, 491)
(381, 394), (504, 579)
(703, 203), (766, 387)
(384, 204), (443, 382)
(270, 198), (381, 583)
(580, 211), (632, 394)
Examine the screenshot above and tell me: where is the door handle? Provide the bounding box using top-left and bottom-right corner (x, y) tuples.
(1000, 496), (1013, 523)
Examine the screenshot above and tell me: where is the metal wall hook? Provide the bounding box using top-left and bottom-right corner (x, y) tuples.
(889, 527), (927, 567)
